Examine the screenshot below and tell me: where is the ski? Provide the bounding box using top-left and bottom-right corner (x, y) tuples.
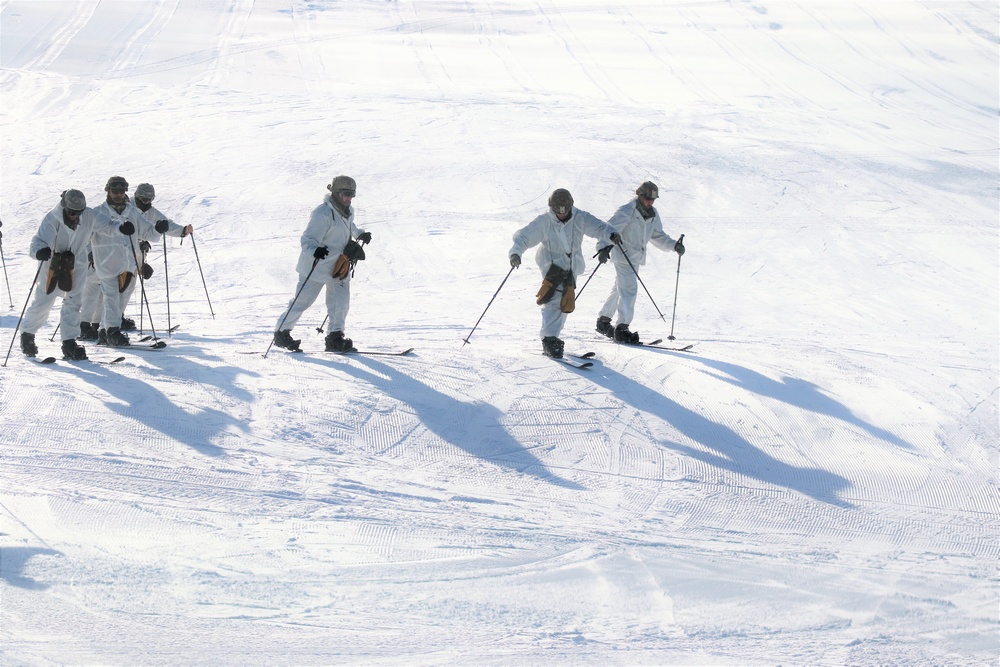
(643, 342), (696, 352)
(329, 347), (415, 357)
(545, 355), (592, 369)
(599, 338), (695, 352)
(28, 356), (58, 364)
(95, 342), (166, 352)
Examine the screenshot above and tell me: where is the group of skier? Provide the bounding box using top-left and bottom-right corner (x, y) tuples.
(17, 176), (191, 360)
(12, 173), (682, 362)
(271, 177), (684, 359)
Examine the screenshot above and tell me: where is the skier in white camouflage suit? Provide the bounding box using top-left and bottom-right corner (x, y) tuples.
(86, 176), (159, 347)
(273, 175), (372, 353)
(508, 188), (619, 359)
(19, 189), (112, 360)
(595, 181), (685, 344)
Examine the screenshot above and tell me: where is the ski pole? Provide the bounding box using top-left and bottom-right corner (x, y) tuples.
(463, 265), (515, 346)
(189, 231), (215, 319)
(3, 261), (44, 367)
(614, 239), (666, 322)
(576, 249), (608, 301)
(667, 234), (684, 340)
(49, 320), (60, 342)
(316, 234), (366, 334)
(163, 235), (172, 336)
(265, 258), (320, 358)
(0, 220), (13, 309)
(127, 234), (164, 347)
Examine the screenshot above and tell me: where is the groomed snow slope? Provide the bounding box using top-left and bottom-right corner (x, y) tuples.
(1, 1), (997, 665)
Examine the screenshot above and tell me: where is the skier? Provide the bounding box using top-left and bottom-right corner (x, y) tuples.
(86, 176), (159, 347)
(273, 175), (372, 353)
(508, 188), (619, 359)
(596, 181), (685, 344)
(19, 189), (109, 360)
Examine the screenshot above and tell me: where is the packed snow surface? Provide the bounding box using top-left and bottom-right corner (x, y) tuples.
(1, 1), (997, 665)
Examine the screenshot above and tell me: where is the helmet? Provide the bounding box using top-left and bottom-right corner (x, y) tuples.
(135, 183), (155, 201)
(106, 176), (129, 192)
(327, 175), (357, 197)
(636, 181), (658, 200)
(548, 188), (574, 215)
(61, 189), (86, 211)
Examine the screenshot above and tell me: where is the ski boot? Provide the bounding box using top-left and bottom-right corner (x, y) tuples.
(596, 316), (613, 338)
(120, 316), (137, 331)
(325, 330), (355, 353)
(78, 322), (99, 341)
(106, 327), (130, 347)
(61, 339), (88, 360)
(20, 332), (38, 357)
(273, 329), (301, 351)
(542, 336), (565, 358)
(613, 323), (641, 345)
(97, 328), (109, 346)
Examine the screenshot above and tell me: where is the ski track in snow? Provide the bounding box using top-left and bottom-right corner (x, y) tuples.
(1, 0), (997, 664)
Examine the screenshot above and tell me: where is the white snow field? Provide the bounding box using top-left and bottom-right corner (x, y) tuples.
(1, 1), (997, 665)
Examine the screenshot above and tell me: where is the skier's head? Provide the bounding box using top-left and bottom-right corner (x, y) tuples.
(327, 175), (356, 215)
(61, 189), (86, 229)
(635, 181), (658, 216)
(61, 189), (86, 212)
(636, 181), (658, 203)
(105, 176), (129, 205)
(135, 183), (155, 203)
(548, 188), (574, 221)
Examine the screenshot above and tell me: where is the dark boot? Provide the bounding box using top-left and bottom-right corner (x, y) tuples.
(106, 326), (130, 347)
(542, 336), (564, 358)
(20, 332), (38, 357)
(78, 322), (98, 341)
(61, 339), (88, 360)
(97, 328), (109, 345)
(273, 329), (301, 351)
(120, 316), (136, 331)
(613, 323), (640, 345)
(596, 316), (613, 338)
(325, 330), (355, 352)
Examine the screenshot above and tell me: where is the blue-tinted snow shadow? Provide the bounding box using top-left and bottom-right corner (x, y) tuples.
(585, 365), (853, 507)
(691, 356), (914, 450)
(46, 358), (251, 457)
(305, 355), (584, 490)
(0, 547), (60, 590)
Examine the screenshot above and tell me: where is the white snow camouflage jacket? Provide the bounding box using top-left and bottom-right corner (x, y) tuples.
(295, 194), (366, 283)
(29, 203), (108, 287)
(509, 207), (616, 279)
(89, 198), (158, 279)
(603, 199), (677, 266)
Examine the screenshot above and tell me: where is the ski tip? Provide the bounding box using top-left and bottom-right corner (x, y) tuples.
(151, 341), (167, 349)
(112, 356), (126, 363)
(400, 348), (415, 355)
(40, 356), (57, 364)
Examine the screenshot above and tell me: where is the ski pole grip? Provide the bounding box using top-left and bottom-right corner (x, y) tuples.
(678, 234), (685, 243)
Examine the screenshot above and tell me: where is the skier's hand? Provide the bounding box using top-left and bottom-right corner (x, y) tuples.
(596, 245), (612, 264)
(119, 221), (135, 236)
(141, 263), (154, 280)
(610, 232), (622, 245)
(674, 239), (685, 256)
(35, 247), (52, 261)
(357, 231), (372, 245)
(139, 240), (151, 254)
(182, 225), (192, 237)
(509, 253), (521, 269)
(155, 219), (169, 234)
(314, 246), (329, 259)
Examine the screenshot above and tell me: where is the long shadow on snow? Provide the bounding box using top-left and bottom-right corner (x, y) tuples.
(584, 365), (853, 507)
(307, 355), (584, 490)
(46, 359), (248, 457)
(690, 356), (914, 450)
(0, 547), (60, 589)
